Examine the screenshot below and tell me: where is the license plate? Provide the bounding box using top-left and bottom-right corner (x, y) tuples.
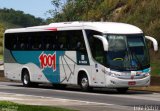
(128, 81), (136, 86)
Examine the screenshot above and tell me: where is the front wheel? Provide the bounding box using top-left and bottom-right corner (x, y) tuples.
(79, 75), (92, 91)
(116, 87), (129, 93)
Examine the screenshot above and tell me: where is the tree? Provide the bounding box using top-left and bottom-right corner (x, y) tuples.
(0, 8), (44, 27)
(0, 23), (4, 55)
(48, 0), (63, 17)
(48, 0), (107, 22)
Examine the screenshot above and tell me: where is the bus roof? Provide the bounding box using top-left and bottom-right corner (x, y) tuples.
(5, 21), (143, 34)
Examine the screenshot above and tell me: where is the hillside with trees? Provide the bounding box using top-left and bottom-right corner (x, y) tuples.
(48, 0), (160, 75)
(0, 8), (44, 28)
(0, 23), (4, 56)
(0, 1), (159, 75)
(48, 0), (160, 45)
(0, 8), (45, 57)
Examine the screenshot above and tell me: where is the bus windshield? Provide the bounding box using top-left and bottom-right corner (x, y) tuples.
(106, 34), (150, 71)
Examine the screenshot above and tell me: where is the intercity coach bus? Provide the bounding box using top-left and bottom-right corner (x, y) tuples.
(4, 22), (158, 93)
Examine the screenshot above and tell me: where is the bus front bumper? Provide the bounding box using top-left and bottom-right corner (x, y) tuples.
(105, 75), (150, 88)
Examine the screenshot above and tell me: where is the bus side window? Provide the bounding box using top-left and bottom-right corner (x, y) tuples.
(52, 44), (56, 49)
(45, 37), (54, 50)
(85, 30), (105, 65)
(67, 31), (77, 50)
(13, 43), (17, 49)
(20, 37), (26, 50)
(60, 43), (64, 49)
(76, 42), (81, 49)
(31, 36), (42, 50)
(93, 37), (105, 65)
(76, 41), (86, 52)
(5, 34), (18, 50)
(13, 36), (18, 50)
(46, 42), (50, 50)
(5, 34), (11, 50)
(38, 36), (42, 50)
(43, 32), (57, 51)
(58, 32), (67, 50)
(68, 30), (86, 52)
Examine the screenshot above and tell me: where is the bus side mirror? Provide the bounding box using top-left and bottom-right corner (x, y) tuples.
(145, 36), (158, 51)
(93, 35), (108, 51)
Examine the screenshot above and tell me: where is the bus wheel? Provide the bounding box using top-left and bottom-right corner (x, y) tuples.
(79, 75), (91, 91)
(22, 70), (32, 87)
(116, 87), (129, 93)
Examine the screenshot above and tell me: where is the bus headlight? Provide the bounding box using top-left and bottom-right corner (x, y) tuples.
(109, 72), (120, 77)
(144, 73), (150, 77)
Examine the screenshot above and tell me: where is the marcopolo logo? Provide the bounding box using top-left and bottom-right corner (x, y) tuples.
(39, 52), (56, 72)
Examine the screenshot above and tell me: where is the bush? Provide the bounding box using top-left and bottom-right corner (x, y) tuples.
(0, 46), (3, 55)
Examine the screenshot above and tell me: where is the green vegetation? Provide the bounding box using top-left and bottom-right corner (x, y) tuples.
(151, 61), (160, 76)
(0, 8), (45, 28)
(0, 1), (159, 75)
(0, 54), (3, 60)
(48, 0), (160, 76)
(0, 101), (76, 111)
(0, 8), (46, 59)
(49, 0), (160, 46)
(0, 23), (4, 56)
(130, 86), (160, 92)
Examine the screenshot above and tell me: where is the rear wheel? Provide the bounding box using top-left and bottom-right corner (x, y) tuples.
(116, 87), (129, 93)
(22, 70), (32, 87)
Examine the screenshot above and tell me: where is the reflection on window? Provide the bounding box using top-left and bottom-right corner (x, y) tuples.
(5, 30), (86, 52)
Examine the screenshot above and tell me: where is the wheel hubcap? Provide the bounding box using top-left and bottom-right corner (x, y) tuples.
(81, 78), (88, 87)
(24, 74), (29, 85)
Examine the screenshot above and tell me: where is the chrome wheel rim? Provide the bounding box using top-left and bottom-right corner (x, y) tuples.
(81, 78), (88, 87)
(24, 74), (29, 85)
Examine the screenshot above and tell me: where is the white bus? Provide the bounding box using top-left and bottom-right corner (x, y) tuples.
(4, 22), (158, 93)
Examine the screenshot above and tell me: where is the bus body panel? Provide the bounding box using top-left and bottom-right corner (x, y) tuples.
(105, 75), (150, 88)
(4, 49), (92, 85)
(90, 62), (106, 87)
(4, 22), (153, 89)
(4, 63), (22, 81)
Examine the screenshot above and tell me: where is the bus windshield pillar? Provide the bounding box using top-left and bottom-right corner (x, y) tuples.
(93, 35), (108, 51)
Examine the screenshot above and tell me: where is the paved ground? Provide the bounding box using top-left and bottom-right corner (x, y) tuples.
(0, 65), (3, 71)
(0, 82), (160, 111)
(0, 92), (132, 111)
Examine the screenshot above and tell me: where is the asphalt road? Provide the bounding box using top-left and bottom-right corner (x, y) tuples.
(0, 82), (160, 111)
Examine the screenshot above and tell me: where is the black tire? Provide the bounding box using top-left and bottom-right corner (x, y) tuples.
(22, 70), (32, 87)
(116, 87), (129, 93)
(79, 75), (91, 91)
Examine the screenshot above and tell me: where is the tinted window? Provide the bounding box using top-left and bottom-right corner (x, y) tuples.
(5, 30), (86, 51)
(85, 30), (105, 64)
